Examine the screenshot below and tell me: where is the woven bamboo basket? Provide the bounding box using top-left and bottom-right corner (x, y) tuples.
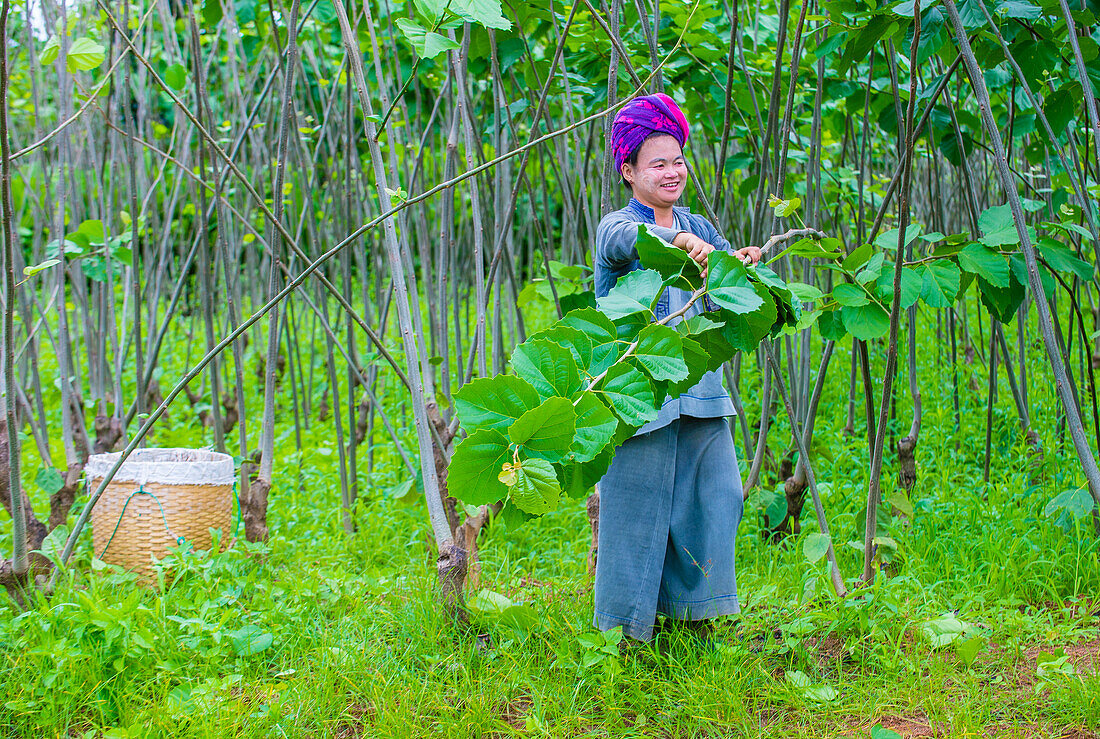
(86, 448), (236, 580)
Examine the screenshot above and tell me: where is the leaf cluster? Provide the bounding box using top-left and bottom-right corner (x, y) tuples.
(448, 226), (800, 520)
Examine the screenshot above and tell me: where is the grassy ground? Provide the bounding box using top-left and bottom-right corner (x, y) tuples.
(2, 311), (1100, 737)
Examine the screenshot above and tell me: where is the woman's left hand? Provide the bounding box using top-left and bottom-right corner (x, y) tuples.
(734, 246), (762, 266)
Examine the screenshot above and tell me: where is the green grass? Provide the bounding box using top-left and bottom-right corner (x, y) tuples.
(2, 301), (1100, 738)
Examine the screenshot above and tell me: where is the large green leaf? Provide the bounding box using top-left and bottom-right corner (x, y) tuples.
(676, 314), (724, 336)
(818, 310), (847, 341)
(635, 224), (701, 291)
(596, 269), (663, 320)
(977, 272), (1026, 323)
(395, 18), (461, 59)
(559, 445), (614, 499)
(978, 203), (1022, 247)
(1044, 487), (1095, 519)
(66, 37), (105, 72)
(508, 397), (576, 462)
(510, 339), (583, 400)
(451, 0), (512, 29)
(958, 243), (1010, 287)
(560, 308), (620, 376)
(840, 303), (890, 340)
(706, 251), (765, 314)
(718, 298), (777, 352)
(229, 625), (274, 657)
(667, 336), (708, 396)
(510, 458), (561, 515)
(874, 266), (923, 309)
(803, 533), (830, 564)
(832, 283), (869, 307)
(918, 261), (961, 307)
(597, 363), (657, 427)
(633, 324), (689, 382)
(448, 429), (512, 505)
(454, 375), (539, 431)
(751, 263), (801, 330)
(570, 392), (619, 463)
(526, 325), (594, 375)
(1039, 238), (1093, 281)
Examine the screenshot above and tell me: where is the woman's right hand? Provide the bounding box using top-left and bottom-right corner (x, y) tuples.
(672, 232), (714, 277)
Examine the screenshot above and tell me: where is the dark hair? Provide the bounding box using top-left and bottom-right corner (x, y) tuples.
(621, 131), (680, 188)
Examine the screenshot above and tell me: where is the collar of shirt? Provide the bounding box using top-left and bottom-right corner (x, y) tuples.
(626, 197), (689, 224)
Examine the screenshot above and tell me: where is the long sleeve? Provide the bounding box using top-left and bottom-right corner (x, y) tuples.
(595, 210), (682, 268)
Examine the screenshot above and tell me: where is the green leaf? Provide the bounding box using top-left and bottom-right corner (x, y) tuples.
(978, 204), (1021, 247)
(841, 243), (873, 272)
(596, 269), (663, 320)
(874, 224), (922, 251)
(526, 325), (594, 375)
(769, 195), (801, 217)
(667, 336), (708, 396)
(803, 533), (830, 564)
(597, 363), (657, 427)
(229, 625), (274, 656)
(955, 635), (986, 667)
(510, 339), (583, 400)
(560, 445), (614, 499)
(454, 375), (539, 431)
(789, 282), (824, 302)
(919, 261), (961, 308)
(560, 290), (596, 313)
(921, 614), (969, 648)
(1044, 487), (1094, 519)
(958, 243), (1009, 288)
(395, 18), (460, 59)
(635, 224), (700, 290)
(706, 251), (765, 314)
(448, 428), (512, 505)
(886, 489), (914, 518)
(559, 308), (620, 376)
(23, 259), (61, 277)
(570, 393), (618, 463)
(695, 301), (776, 366)
(832, 283), (869, 307)
(66, 38), (105, 72)
(510, 458), (561, 515)
(749, 263), (800, 324)
(450, 0), (512, 29)
(676, 314), (724, 336)
(818, 310), (847, 340)
(508, 396), (576, 462)
(41, 36), (59, 66)
(202, 0), (223, 27)
(633, 324), (689, 382)
(897, 268), (923, 309)
(1039, 238), (1093, 281)
(840, 303), (890, 340)
(995, 0), (1041, 20)
(34, 466), (64, 496)
(413, 0), (451, 22)
(164, 63), (189, 91)
(977, 272), (1025, 323)
(856, 252), (886, 284)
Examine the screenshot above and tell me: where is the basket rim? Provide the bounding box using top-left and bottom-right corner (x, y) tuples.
(86, 448), (236, 486)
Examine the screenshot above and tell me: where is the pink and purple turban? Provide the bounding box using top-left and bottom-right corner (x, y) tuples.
(610, 93), (690, 175)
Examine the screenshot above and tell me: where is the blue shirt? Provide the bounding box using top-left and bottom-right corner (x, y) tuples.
(594, 198), (736, 434)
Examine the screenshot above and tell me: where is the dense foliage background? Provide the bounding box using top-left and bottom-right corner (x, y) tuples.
(1, 0), (1099, 734)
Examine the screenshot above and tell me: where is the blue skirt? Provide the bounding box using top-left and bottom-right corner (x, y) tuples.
(593, 416), (744, 641)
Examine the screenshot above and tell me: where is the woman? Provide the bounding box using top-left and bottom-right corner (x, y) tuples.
(593, 93), (761, 643)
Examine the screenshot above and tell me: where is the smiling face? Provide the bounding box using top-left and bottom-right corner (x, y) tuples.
(620, 134), (687, 211)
